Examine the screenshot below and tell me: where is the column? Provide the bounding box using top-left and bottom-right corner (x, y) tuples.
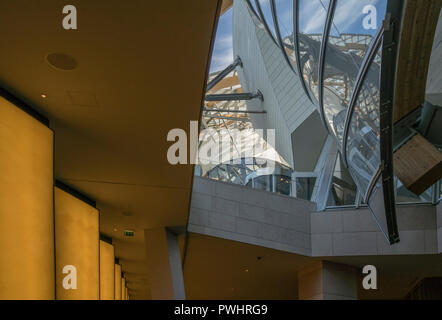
(298, 261), (358, 300)
(100, 240), (115, 300)
(54, 186), (100, 300)
(121, 277), (126, 300)
(0, 96), (55, 299)
(144, 227), (186, 299)
(115, 264), (122, 300)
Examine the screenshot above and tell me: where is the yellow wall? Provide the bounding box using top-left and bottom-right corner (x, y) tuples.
(55, 187), (99, 300)
(0, 97), (55, 300)
(115, 264), (122, 300)
(100, 240), (115, 300)
(121, 277), (126, 300)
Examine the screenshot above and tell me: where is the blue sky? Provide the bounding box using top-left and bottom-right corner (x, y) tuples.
(210, 8), (233, 73)
(299, 0), (386, 36)
(208, 0), (386, 72)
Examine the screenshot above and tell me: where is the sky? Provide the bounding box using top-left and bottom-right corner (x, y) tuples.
(208, 0), (386, 73)
(210, 8), (233, 73)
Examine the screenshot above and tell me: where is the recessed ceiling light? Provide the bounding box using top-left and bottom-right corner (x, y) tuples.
(41, 94), (47, 98)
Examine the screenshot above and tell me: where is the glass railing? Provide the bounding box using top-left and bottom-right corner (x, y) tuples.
(195, 158), (294, 197)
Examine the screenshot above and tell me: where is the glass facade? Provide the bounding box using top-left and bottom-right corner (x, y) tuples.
(298, 0), (330, 102)
(247, 0), (260, 15)
(327, 154), (357, 206)
(345, 46), (382, 198)
(322, 0), (386, 143)
(199, 68), (292, 196)
(295, 177), (317, 201)
(242, 0), (403, 243)
(257, 0), (278, 42)
(245, 167), (293, 195)
(273, 0), (297, 70)
(207, 0), (441, 242)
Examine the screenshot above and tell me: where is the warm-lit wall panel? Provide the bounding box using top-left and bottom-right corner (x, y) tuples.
(100, 240), (115, 300)
(115, 264), (122, 300)
(0, 97), (55, 300)
(121, 277), (126, 300)
(55, 187), (99, 300)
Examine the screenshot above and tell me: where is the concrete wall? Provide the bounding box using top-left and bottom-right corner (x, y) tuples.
(232, 0), (317, 168)
(189, 177), (440, 257)
(188, 176), (315, 255)
(298, 261), (358, 300)
(311, 205), (439, 257)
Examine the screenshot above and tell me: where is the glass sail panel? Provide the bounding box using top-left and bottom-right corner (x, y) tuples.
(323, 0), (387, 144)
(274, 0), (296, 67)
(247, 0), (260, 17)
(327, 153), (357, 206)
(345, 43), (399, 242)
(258, 0), (278, 41)
(345, 45), (382, 197)
(298, 0), (330, 102)
(367, 177), (390, 241)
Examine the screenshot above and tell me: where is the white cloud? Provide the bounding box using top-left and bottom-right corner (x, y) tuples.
(216, 34), (233, 48)
(300, 1), (328, 34)
(211, 48), (234, 72)
(211, 34), (234, 72)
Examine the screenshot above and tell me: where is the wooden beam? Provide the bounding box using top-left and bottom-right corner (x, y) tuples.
(394, 0), (442, 122)
(393, 133), (442, 195)
(220, 0), (233, 15)
(207, 75), (240, 93)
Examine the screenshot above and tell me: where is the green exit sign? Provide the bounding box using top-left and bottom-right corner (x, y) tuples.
(124, 230), (134, 237)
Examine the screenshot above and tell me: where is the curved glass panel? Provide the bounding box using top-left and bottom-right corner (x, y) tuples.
(367, 177), (390, 240)
(295, 177), (316, 200)
(246, 0), (260, 18)
(274, 174), (292, 196)
(327, 153), (357, 206)
(439, 179), (442, 201)
(258, 0), (278, 41)
(323, 0), (387, 143)
(255, 175), (272, 191)
(345, 44), (394, 242)
(346, 46), (382, 198)
(274, 0), (296, 67)
(396, 178), (433, 203)
(298, 0), (330, 102)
